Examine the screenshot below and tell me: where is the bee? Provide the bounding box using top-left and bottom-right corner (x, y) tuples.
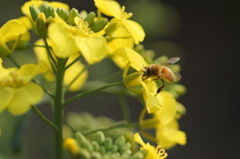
(142, 57), (181, 95)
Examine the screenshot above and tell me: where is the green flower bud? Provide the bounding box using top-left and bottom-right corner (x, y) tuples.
(129, 150), (146, 159)
(79, 148), (91, 159)
(75, 132), (92, 151)
(92, 141), (100, 151)
(35, 13), (48, 37)
(56, 8), (68, 21)
(46, 5), (55, 18)
(110, 145), (118, 153)
(91, 152), (102, 159)
(29, 5), (41, 21)
(120, 142), (131, 153)
(84, 11), (96, 27)
(38, 2), (48, 14)
(103, 137), (113, 150)
(67, 8), (80, 25)
(95, 131), (105, 144)
(114, 136), (125, 149)
(105, 22), (119, 35)
(92, 18), (108, 32)
(99, 146), (106, 154)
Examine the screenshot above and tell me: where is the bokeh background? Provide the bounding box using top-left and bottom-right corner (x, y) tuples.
(0, 0), (239, 159)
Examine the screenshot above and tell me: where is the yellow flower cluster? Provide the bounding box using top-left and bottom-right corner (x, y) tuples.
(0, 0), (187, 158)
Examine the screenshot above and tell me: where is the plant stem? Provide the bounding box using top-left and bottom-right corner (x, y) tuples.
(64, 81), (123, 107)
(54, 58), (67, 159)
(119, 96), (131, 122)
(31, 105), (58, 131)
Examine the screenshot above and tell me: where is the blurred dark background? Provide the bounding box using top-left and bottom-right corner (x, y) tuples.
(0, 0), (239, 159)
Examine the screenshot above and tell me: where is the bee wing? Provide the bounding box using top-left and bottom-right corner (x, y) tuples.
(173, 71), (182, 82)
(162, 57), (180, 65)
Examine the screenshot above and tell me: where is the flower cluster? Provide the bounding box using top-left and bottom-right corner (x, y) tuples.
(0, 0), (187, 158)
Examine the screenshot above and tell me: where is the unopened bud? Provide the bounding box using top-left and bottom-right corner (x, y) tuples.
(56, 8), (68, 21)
(67, 8), (80, 25)
(105, 22), (119, 35)
(95, 131), (105, 144)
(114, 136), (125, 149)
(63, 137), (80, 155)
(29, 5), (41, 21)
(84, 12), (95, 27)
(91, 18), (108, 32)
(36, 13), (48, 37)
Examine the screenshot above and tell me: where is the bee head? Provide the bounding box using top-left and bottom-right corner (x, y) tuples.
(142, 66), (149, 76)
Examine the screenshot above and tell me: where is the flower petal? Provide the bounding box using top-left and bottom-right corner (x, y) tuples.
(122, 19), (145, 45)
(94, 0), (121, 17)
(0, 87), (14, 113)
(48, 23), (79, 58)
(75, 35), (108, 64)
(114, 47), (146, 71)
(7, 83), (43, 115)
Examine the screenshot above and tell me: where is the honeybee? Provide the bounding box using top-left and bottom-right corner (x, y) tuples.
(142, 57), (181, 95)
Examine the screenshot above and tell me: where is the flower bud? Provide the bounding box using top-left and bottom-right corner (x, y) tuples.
(63, 138), (80, 155)
(103, 137), (113, 150)
(84, 11), (95, 27)
(95, 131), (105, 144)
(114, 135), (125, 149)
(67, 8), (80, 25)
(29, 5), (41, 21)
(105, 22), (119, 35)
(75, 132), (93, 151)
(91, 18), (108, 32)
(35, 13), (48, 37)
(38, 3), (48, 14)
(46, 5), (55, 18)
(56, 8), (68, 21)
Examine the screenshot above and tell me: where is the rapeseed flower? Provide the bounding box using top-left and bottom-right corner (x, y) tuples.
(134, 132), (167, 159)
(0, 59), (47, 115)
(34, 39), (88, 91)
(47, 15), (108, 64)
(114, 47), (162, 113)
(0, 19), (30, 57)
(139, 91), (186, 149)
(94, 0), (145, 45)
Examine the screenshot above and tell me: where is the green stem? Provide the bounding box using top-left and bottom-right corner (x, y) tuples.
(82, 122), (139, 136)
(31, 105), (58, 131)
(64, 81), (123, 107)
(8, 54), (20, 68)
(119, 96), (131, 122)
(43, 38), (57, 73)
(54, 58), (67, 159)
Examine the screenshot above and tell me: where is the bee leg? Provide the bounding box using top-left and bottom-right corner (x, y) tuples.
(143, 74), (151, 80)
(155, 79), (165, 95)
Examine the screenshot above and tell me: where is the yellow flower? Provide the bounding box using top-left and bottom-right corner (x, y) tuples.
(114, 47), (162, 113)
(34, 39), (88, 91)
(134, 132), (168, 159)
(0, 19), (30, 57)
(154, 91), (186, 149)
(47, 15), (108, 64)
(94, 0), (145, 44)
(0, 59), (47, 115)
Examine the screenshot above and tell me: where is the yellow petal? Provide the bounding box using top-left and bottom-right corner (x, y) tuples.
(114, 47), (146, 71)
(122, 19), (145, 45)
(94, 0), (121, 18)
(76, 35), (108, 64)
(139, 76), (161, 113)
(7, 83), (43, 115)
(17, 62), (48, 83)
(156, 120), (186, 149)
(0, 87), (14, 113)
(0, 19), (27, 42)
(155, 91), (177, 125)
(48, 23), (79, 58)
